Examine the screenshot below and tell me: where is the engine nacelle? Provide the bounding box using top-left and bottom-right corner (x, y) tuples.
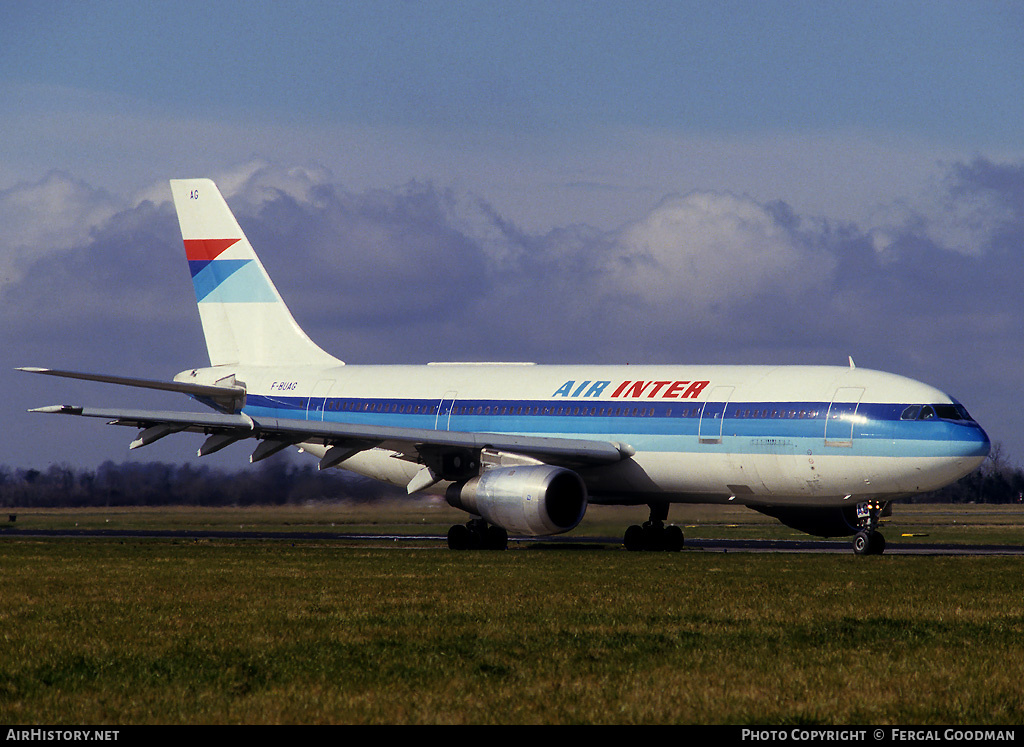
(445, 465), (588, 536)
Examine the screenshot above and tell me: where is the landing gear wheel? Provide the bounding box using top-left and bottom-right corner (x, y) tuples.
(624, 525), (644, 551)
(485, 525), (508, 551)
(853, 530), (885, 555)
(622, 508), (684, 552)
(853, 531), (870, 556)
(447, 519), (508, 550)
(447, 524), (471, 550)
(664, 524), (684, 552)
(868, 532), (885, 555)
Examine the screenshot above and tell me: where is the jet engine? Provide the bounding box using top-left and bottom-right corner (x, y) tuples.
(445, 465), (587, 536)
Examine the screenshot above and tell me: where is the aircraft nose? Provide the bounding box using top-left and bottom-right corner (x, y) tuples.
(973, 422), (992, 459)
(955, 420), (991, 472)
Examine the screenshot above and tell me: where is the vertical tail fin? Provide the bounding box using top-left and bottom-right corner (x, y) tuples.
(169, 179), (342, 367)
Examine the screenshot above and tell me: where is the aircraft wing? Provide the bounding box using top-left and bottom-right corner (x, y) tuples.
(29, 405), (634, 473)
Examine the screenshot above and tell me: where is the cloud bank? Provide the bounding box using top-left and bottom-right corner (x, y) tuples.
(4, 158), (1021, 468)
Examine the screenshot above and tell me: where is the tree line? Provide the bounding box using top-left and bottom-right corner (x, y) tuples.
(0, 448), (1021, 508)
(0, 457), (405, 508)
(906, 443), (1024, 504)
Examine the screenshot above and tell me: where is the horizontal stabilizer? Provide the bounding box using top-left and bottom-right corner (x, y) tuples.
(18, 367), (245, 409)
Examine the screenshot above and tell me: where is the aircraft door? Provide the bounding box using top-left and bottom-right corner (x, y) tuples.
(698, 386), (734, 444)
(825, 387), (865, 447)
(435, 391), (457, 431)
(306, 379), (335, 422)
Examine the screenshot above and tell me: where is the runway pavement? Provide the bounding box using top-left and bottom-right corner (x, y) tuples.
(3, 526), (1023, 554)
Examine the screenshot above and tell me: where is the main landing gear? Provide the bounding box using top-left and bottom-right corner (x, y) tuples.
(852, 500), (886, 556)
(447, 518), (508, 551)
(623, 503), (684, 552)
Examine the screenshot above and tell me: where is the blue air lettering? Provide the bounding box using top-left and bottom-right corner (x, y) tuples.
(553, 380), (612, 398)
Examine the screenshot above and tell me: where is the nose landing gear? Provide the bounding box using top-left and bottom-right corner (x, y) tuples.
(853, 501), (886, 555)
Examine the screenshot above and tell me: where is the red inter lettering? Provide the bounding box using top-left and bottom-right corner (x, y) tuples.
(682, 380), (710, 399)
(647, 381), (671, 398)
(611, 381), (631, 398)
(624, 381), (651, 398)
(663, 381), (689, 398)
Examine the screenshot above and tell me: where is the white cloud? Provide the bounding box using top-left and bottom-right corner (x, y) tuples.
(615, 191), (836, 310)
(0, 172), (123, 284)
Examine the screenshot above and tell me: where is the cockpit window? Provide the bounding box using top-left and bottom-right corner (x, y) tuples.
(955, 405), (974, 422)
(902, 403), (976, 422)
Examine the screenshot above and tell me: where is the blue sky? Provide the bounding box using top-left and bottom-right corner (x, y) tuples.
(3, 1), (1024, 471)
(5, 1), (1022, 140)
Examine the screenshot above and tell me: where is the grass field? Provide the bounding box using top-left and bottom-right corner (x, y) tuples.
(1, 503), (1023, 724)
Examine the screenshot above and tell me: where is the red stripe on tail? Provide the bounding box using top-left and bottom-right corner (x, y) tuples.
(184, 238), (241, 261)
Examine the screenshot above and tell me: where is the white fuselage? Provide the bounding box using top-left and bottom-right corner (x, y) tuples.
(180, 362), (990, 508)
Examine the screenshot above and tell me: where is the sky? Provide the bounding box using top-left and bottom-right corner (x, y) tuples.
(3, 0), (1024, 472)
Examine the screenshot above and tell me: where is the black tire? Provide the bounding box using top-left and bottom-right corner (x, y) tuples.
(624, 525), (644, 551)
(447, 524), (471, 550)
(486, 525), (508, 551)
(664, 525), (684, 552)
(868, 532), (885, 555)
(641, 523), (662, 551)
(853, 531), (870, 556)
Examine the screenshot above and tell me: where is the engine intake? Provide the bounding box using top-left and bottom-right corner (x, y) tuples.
(445, 465), (587, 536)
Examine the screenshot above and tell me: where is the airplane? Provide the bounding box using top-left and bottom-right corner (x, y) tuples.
(21, 178), (991, 555)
